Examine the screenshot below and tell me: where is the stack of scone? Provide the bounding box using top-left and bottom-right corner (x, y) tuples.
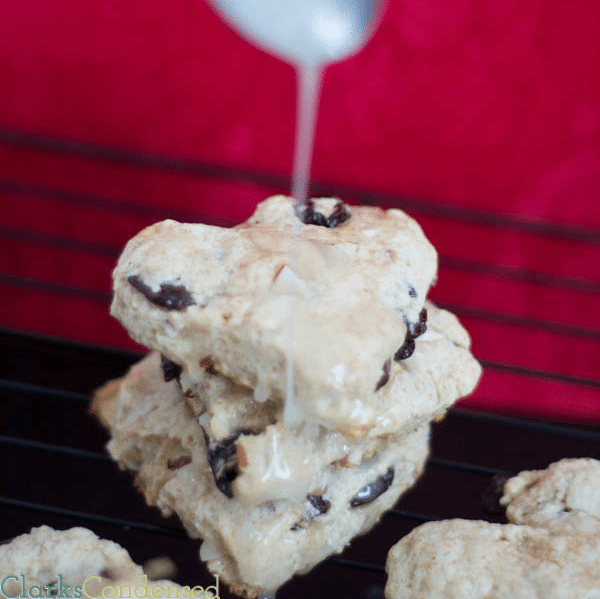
(92, 196), (481, 597)
(385, 457), (600, 598)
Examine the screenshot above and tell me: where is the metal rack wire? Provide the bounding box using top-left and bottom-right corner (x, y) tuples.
(1, 127), (599, 598)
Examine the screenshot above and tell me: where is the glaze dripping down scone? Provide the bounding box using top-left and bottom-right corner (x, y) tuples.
(98, 196), (482, 597)
(385, 458), (600, 599)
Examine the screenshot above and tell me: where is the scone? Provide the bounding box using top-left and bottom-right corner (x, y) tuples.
(98, 196), (482, 597)
(385, 458), (600, 599)
(501, 457), (600, 535)
(0, 526), (184, 597)
(386, 519), (599, 599)
(110, 196), (441, 436)
(91, 352), (431, 598)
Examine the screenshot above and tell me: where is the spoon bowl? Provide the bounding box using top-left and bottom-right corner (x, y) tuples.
(206, 0), (383, 66)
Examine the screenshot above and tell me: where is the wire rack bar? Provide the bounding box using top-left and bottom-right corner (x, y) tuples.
(428, 458), (512, 477)
(0, 493), (420, 575)
(355, 191), (600, 245)
(0, 327), (139, 359)
(387, 509), (442, 522)
(3, 268), (600, 362)
(3, 347), (599, 413)
(451, 408), (600, 442)
(0, 496), (387, 576)
(1, 378), (90, 403)
(0, 431), (517, 483)
(4, 219), (600, 301)
(0, 435), (111, 462)
(479, 359), (600, 389)
(0, 273), (111, 302)
(0, 179), (230, 226)
(0, 496), (188, 538)
(2, 128), (600, 244)
(0, 129), (288, 190)
(439, 256), (600, 295)
(324, 557), (386, 575)
(0, 224), (120, 257)
(440, 302), (600, 341)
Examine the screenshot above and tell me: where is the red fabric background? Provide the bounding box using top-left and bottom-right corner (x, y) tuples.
(1, 0), (599, 421)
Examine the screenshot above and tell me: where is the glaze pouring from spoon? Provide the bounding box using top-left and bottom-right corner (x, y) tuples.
(206, 0), (384, 202)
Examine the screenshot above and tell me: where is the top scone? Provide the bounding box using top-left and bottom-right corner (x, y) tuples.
(111, 197), (440, 436)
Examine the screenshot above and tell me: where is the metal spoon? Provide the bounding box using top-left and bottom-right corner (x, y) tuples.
(205, 0), (385, 205)
(205, 0), (383, 67)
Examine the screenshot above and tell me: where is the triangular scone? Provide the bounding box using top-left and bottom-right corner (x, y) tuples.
(111, 196), (440, 435)
(92, 352), (430, 598)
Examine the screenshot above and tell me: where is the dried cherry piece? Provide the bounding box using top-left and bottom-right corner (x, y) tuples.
(128, 275), (195, 310)
(291, 494), (332, 530)
(350, 466), (395, 508)
(326, 201), (351, 227)
(206, 429), (253, 498)
(214, 470), (237, 498)
(160, 355), (182, 382)
(394, 339), (415, 361)
(294, 199), (350, 228)
(375, 359), (392, 391)
(200, 356), (218, 375)
(167, 455), (192, 470)
(307, 494), (331, 515)
(407, 308), (428, 338)
(207, 438), (238, 498)
(394, 308), (428, 362)
(294, 200), (326, 226)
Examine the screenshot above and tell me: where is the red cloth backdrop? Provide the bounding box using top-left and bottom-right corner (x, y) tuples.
(1, 0), (599, 422)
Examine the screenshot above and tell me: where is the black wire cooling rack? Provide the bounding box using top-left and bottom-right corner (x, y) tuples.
(1, 127), (599, 598)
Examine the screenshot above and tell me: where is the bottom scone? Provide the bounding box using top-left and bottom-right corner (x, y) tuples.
(91, 352), (430, 598)
(385, 458), (600, 599)
(0, 526), (182, 596)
